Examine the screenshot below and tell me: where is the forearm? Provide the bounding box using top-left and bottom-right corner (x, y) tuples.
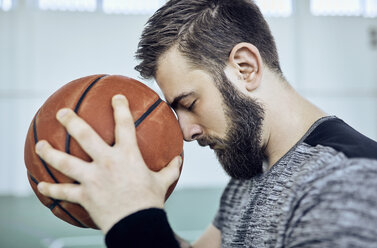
(105, 208), (180, 248)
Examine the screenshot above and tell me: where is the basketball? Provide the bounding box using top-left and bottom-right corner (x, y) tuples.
(24, 74), (184, 229)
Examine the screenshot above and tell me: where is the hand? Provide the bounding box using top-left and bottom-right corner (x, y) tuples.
(35, 94), (182, 234)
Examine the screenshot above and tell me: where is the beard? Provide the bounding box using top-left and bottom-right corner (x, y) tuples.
(198, 73), (265, 179)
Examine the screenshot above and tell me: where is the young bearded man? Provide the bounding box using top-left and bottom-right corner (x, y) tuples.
(35, 0), (377, 247)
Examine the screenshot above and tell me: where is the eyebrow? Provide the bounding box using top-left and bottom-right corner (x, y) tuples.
(169, 92), (195, 109)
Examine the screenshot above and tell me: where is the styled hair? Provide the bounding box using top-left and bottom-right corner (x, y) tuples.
(135, 0), (282, 79)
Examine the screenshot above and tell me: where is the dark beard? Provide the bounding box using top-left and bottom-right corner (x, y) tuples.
(198, 73), (265, 179)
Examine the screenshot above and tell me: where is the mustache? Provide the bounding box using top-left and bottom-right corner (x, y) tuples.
(197, 136), (225, 147)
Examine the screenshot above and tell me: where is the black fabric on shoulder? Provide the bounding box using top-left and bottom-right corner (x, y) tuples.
(304, 118), (377, 160)
(105, 208), (180, 248)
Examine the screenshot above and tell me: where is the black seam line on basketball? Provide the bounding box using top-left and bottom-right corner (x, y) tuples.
(33, 111), (59, 183)
(27, 173), (87, 228)
(134, 98), (163, 128)
(27, 173), (58, 210)
(65, 75), (108, 155)
(28, 172), (39, 185)
(55, 202), (87, 228)
(48, 201), (58, 210)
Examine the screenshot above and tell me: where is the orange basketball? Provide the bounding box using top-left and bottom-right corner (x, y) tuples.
(24, 75), (183, 229)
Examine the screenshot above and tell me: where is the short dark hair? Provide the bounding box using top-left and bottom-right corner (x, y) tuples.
(135, 0), (282, 79)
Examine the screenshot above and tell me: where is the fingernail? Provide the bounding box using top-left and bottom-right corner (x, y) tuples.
(113, 94), (125, 100)
(36, 141), (46, 153)
(57, 108), (69, 120)
(37, 182), (45, 192)
(178, 156), (183, 166)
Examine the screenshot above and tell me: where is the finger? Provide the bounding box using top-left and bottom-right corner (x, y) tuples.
(36, 140), (89, 182)
(56, 108), (109, 160)
(38, 181), (82, 204)
(156, 156), (182, 189)
(112, 95), (137, 147)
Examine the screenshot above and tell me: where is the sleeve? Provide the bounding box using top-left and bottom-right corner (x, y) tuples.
(212, 179), (233, 231)
(105, 208), (180, 248)
(212, 207), (222, 231)
(284, 159), (377, 248)
(212, 178), (240, 231)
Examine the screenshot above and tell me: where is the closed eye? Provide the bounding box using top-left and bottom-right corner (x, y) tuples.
(188, 100), (197, 111)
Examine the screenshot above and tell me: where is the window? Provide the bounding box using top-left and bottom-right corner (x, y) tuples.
(365, 0), (377, 17)
(102, 0), (293, 16)
(102, 0), (165, 15)
(38, 0), (96, 12)
(35, 0), (294, 16)
(311, 0), (377, 17)
(255, 0), (293, 17)
(0, 0), (12, 11)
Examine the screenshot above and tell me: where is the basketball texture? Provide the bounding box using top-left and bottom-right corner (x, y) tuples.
(24, 74), (184, 229)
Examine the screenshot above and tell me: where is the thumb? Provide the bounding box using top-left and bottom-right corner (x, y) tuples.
(156, 155), (182, 189)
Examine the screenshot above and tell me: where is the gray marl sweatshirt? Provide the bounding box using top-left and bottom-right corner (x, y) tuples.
(213, 116), (377, 248)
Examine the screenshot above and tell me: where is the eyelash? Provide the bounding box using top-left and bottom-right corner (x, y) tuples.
(188, 100), (197, 111)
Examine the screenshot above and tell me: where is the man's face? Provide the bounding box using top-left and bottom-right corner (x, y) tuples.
(156, 48), (265, 179)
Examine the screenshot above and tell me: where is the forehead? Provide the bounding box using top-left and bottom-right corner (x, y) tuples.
(155, 47), (216, 104)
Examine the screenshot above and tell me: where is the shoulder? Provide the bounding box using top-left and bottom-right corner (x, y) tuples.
(304, 117), (377, 160)
(283, 153), (377, 247)
(287, 144), (377, 210)
(292, 152), (377, 208)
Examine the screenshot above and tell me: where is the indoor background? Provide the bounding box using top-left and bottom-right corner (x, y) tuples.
(1, 0), (376, 247)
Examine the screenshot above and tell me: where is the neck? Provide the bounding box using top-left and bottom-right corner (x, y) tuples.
(259, 76), (327, 168)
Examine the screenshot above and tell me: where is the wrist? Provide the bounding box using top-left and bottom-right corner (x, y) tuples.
(100, 204), (164, 234)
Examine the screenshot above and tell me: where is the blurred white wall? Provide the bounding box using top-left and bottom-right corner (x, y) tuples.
(0, 0), (376, 195)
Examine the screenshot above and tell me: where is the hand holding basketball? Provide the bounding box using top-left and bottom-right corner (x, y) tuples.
(36, 94), (182, 234)
(24, 75), (183, 231)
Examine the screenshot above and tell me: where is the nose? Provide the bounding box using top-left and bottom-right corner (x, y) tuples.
(178, 115), (203, 141)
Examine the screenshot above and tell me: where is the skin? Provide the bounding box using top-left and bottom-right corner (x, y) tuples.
(156, 43), (326, 168)
(36, 42), (326, 247)
(155, 49), (228, 144)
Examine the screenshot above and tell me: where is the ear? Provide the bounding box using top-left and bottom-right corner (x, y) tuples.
(227, 42), (263, 92)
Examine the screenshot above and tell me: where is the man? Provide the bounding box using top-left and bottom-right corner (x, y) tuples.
(35, 0), (377, 247)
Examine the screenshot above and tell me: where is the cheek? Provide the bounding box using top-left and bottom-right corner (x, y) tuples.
(199, 104), (228, 136)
